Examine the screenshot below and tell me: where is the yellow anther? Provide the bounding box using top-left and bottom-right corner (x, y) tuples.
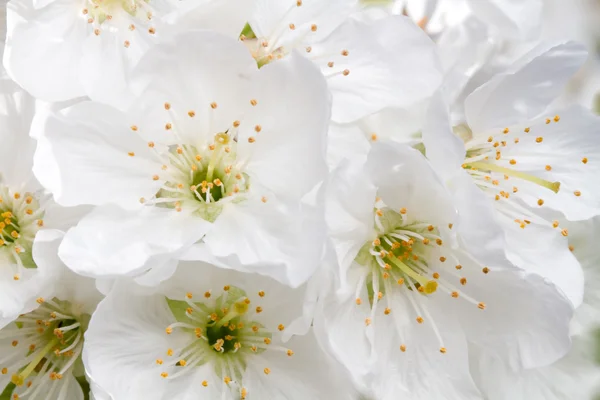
(416, 316), (424, 324)
(440, 347), (447, 354)
(478, 302), (486, 310)
(400, 344), (407, 352)
(264, 368), (270, 375)
(460, 277), (467, 285)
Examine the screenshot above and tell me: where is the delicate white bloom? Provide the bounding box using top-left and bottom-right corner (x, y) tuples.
(33, 30), (330, 287)
(0, 231), (103, 400)
(315, 140), (573, 399)
(83, 262), (354, 400)
(423, 41), (600, 306)
(245, 0), (442, 123)
(473, 217), (600, 400)
(0, 74), (85, 326)
(3, 0), (252, 104)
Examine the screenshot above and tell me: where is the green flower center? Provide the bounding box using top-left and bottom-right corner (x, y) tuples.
(0, 187), (44, 273)
(2, 298), (88, 397)
(151, 133), (250, 222)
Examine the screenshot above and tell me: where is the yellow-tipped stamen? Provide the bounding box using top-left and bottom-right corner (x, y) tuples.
(464, 162), (560, 193)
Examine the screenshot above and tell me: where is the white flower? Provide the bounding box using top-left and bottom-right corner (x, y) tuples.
(0, 231), (103, 400)
(33, 31), (330, 287)
(245, 0), (442, 123)
(0, 75), (85, 326)
(473, 217), (600, 400)
(315, 140), (573, 399)
(3, 0), (252, 104)
(423, 41), (599, 306)
(83, 262), (354, 400)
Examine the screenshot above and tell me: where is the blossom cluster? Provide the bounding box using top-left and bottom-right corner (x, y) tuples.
(0, 0), (599, 399)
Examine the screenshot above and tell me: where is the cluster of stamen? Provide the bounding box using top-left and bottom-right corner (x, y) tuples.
(242, 1), (352, 77)
(136, 102), (253, 222)
(354, 198), (487, 354)
(461, 115), (585, 234)
(81, 0), (157, 43)
(159, 286), (293, 397)
(1, 298), (85, 399)
(0, 186), (44, 279)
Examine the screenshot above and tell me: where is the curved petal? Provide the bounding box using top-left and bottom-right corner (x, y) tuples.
(326, 160), (377, 275)
(372, 298), (482, 400)
(162, 0), (253, 39)
(58, 205), (210, 283)
(465, 42), (588, 133)
(466, 0), (542, 39)
(238, 52), (329, 204)
(0, 229), (62, 328)
(83, 287), (176, 400)
(422, 91), (466, 181)
(367, 141), (456, 228)
(318, 16), (442, 123)
(503, 219), (584, 307)
(249, 0), (355, 47)
(32, 101), (163, 209)
(3, 0), (87, 101)
(185, 188), (326, 288)
(0, 74), (37, 188)
(496, 106), (600, 220)
(129, 30), (256, 146)
(456, 267), (573, 370)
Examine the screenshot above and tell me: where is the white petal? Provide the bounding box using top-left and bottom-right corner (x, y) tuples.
(326, 160), (377, 274)
(0, 229), (61, 328)
(422, 91), (466, 180)
(456, 268), (573, 369)
(0, 74), (37, 188)
(163, 0), (253, 39)
(319, 16), (442, 123)
(185, 191), (326, 288)
(504, 220), (584, 307)
(238, 52), (329, 203)
(464, 42), (588, 133)
(497, 106), (600, 220)
(367, 141), (456, 227)
(372, 297), (482, 400)
(32, 101), (163, 209)
(83, 287), (176, 400)
(466, 0), (542, 39)
(129, 30), (256, 145)
(58, 205), (210, 282)
(249, 0), (354, 47)
(3, 0), (87, 101)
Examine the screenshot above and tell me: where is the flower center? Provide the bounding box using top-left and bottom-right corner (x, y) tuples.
(82, 0), (157, 41)
(145, 133), (250, 222)
(351, 198), (487, 353)
(159, 286), (293, 395)
(1, 298), (87, 399)
(0, 186), (44, 276)
(355, 204), (441, 299)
